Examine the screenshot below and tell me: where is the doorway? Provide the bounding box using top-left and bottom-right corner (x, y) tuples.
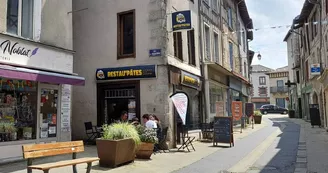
(38, 83), (60, 141)
(97, 81), (140, 126)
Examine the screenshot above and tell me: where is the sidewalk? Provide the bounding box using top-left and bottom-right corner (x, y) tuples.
(289, 118), (328, 173)
(0, 121), (267, 173)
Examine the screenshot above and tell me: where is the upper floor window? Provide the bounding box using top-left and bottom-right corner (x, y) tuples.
(117, 10), (135, 59)
(213, 32), (219, 63)
(259, 76), (266, 85)
(204, 24), (210, 60)
(173, 32), (183, 60)
(227, 7), (233, 29)
(244, 62), (247, 77)
(242, 30), (246, 52)
(229, 42), (233, 69)
(7, 0), (34, 39)
(211, 0), (218, 12)
(187, 29), (196, 66)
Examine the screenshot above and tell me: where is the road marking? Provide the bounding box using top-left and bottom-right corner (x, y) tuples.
(227, 123), (286, 173)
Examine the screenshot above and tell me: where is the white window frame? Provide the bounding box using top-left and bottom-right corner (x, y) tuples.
(213, 31), (219, 63)
(204, 23), (211, 61)
(6, 0), (41, 40)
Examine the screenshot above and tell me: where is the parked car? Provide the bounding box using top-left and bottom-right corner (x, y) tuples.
(259, 104), (288, 115)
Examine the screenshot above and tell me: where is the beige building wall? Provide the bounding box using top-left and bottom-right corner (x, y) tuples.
(72, 0), (200, 141)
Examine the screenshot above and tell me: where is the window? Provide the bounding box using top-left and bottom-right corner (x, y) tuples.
(326, 0), (328, 14)
(237, 22), (241, 44)
(259, 76), (266, 85)
(242, 30), (246, 52)
(277, 80), (284, 87)
(210, 86), (223, 113)
(173, 32), (183, 60)
(244, 62), (247, 77)
(204, 25), (210, 60)
(213, 32), (219, 63)
(326, 34), (328, 51)
(317, 47), (320, 63)
(296, 70), (300, 83)
(117, 10), (135, 59)
(229, 42), (233, 69)
(227, 7), (233, 29)
(187, 30), (196, 65)
(7, 0), (34, 39)
(305, 60), (309, 81)
(0, 78), (37, 142)
(211, 0), (218, 12)
(258, 87), (267, 95)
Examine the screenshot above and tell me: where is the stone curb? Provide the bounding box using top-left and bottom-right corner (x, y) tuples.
(292, 119), (307, 173)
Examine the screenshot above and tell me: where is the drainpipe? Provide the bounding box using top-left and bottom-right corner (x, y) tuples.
(198, 0), (207, 123)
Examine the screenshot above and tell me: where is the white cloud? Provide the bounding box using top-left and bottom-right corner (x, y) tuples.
(246, 0), (303, 69)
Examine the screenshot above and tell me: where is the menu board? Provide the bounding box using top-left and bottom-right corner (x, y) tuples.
(128, 99), (136, 120)
(61, 85), (71, 132)
(245, 103), (254, 117)
(216, 101), (225, 117)
(232, 101), (242, 120)
(213, 116), (234, 147)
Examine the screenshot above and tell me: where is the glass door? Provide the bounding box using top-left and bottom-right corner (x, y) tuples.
(39, 85), (59, 139)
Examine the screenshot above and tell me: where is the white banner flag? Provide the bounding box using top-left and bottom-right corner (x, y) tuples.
(170, 92), (188, 125)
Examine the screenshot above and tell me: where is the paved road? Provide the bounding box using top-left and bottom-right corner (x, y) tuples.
(173, 115), (300, 173)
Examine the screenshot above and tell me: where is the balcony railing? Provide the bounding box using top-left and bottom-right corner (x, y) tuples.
(270, 86), (289, 93)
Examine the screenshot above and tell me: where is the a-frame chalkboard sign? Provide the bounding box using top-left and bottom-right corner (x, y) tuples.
(213, 116), (234, 147)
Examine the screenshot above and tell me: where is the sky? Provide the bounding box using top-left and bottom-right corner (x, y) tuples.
(246, 0), (304, 70)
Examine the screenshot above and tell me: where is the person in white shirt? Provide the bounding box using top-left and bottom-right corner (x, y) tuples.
(142, 114), (157, 129)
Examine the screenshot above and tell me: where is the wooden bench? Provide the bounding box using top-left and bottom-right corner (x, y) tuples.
(22, 141), (99, 173)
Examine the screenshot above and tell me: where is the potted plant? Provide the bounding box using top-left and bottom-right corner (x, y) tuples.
(253, 111), (262, 124)
(96, 123), (140, 168)
(135, 125), (158, 159)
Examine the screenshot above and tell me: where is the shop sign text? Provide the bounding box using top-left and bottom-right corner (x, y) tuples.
(181, 71), (200, 90)
(96, 65), (157, 80)
(0, 40), (39, 58)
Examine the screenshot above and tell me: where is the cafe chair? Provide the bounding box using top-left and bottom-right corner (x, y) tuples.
(178, 126), (195, 152)
(84, 122), (101, 144)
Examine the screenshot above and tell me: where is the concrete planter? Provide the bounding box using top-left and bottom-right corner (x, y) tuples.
(136, 142), (154, 159)
(254, 116), (262, 124)
(96, 138), (135, 168)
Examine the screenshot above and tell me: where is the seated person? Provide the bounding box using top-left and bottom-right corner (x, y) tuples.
(131, 117), (140, 126)
(142, 114), (157, 129)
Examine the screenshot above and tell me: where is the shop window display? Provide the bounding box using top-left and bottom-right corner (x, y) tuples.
(0, 78), (37, 142)
(210, 86), (224, 113)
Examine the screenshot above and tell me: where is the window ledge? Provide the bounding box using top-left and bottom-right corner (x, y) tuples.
(117, 54), (135, 59)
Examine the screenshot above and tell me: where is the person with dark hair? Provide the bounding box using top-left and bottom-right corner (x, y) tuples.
(151, 115), (162, 129)
(131, 117), (139, 126)
(120, 111), (128, 122)
(142, 114), (157, 128)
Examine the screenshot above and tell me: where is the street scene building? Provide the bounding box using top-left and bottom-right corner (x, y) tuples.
(72, 0), (202, 147)
(250, 65), (272, 109)
(0, 0), (85, 160)
(72, 0), (253, 147)
(267, 66), (289, 108)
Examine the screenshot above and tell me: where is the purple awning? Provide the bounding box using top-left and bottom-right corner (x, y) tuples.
(0, 65), (85, 86)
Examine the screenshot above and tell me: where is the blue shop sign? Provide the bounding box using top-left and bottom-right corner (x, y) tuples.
(172, 10), (192, 31)
(96, 65), (157, 80)
(149, 49), (161, 57)
(310, 64), (320, 75)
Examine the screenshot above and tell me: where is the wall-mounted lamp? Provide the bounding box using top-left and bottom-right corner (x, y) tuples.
(257, 53), (262, 60)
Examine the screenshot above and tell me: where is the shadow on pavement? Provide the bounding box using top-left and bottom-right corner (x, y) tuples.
(248, 116), (300, 173)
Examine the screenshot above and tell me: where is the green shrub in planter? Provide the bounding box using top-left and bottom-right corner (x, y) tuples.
(135, 125), (158, 159)
(253, 111), (262, 124)
(96, 123), (141, 167)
